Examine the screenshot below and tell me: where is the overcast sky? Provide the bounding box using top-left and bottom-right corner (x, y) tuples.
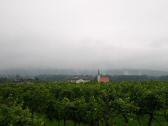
(0, 0), (168, 71)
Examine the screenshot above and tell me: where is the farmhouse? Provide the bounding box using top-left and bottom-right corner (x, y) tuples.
(70, 76), (90, 83)
(76, 79), (89, 84)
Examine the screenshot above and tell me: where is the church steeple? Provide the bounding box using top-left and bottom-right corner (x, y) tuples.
(98, 69), (100, 75)
(97, 69), (101, 83)
(97, 69), (110, 83)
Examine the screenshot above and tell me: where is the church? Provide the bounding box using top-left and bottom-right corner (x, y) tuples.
(97, 69), (110, 83)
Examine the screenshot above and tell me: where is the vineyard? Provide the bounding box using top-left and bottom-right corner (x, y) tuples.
(0, 81), (168, 126)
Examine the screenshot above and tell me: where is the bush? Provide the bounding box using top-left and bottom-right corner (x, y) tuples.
(0, 104), (45, 126)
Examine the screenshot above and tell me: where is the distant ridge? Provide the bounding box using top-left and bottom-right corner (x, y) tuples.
(0, 68), (168, 76)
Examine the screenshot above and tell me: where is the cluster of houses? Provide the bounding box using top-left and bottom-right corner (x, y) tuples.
(70, 70), (110, 84)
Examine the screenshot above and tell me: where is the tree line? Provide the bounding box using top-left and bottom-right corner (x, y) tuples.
(0, 81), (168, 126)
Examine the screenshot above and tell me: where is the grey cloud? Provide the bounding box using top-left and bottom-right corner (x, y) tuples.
(0, 0), (168, 71)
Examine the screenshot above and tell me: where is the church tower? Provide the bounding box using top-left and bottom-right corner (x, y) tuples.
(97, 69), (110, 83)
(97, 69), (101, 83)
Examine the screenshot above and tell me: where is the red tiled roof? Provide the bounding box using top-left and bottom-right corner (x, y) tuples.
(99, 76), (110, 83)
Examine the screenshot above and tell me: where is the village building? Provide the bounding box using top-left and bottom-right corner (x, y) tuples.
(97, 69), (110, 83)
(75, 79), (90, 84)
(70, 76), (90, 84)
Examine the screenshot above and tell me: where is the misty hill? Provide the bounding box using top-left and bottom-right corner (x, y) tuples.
(1, 68), (168, 77)
(106, 69), (168, 76)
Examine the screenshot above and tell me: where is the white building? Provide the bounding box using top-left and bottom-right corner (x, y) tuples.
(75, 79), (90, 84)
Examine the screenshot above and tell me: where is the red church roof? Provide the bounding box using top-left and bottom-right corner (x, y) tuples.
(99, 76), (110, 83)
